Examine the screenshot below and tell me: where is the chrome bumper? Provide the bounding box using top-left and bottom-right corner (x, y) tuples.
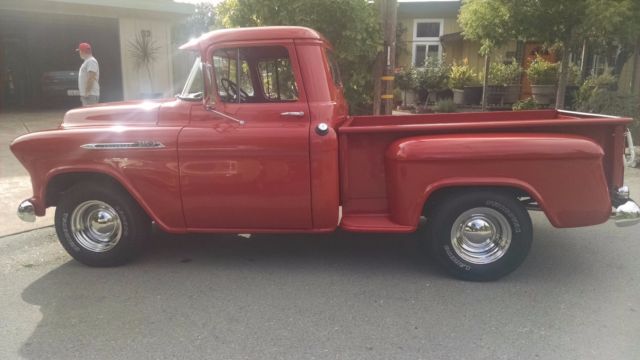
(17, 200), (36, 222)
(611, 186), (640, 227)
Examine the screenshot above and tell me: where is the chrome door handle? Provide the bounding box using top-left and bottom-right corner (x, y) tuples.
(280, 111), (305, 117)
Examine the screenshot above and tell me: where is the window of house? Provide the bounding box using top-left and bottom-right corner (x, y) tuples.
(212, 46), (298, 103)
(412, 19), (443, 67)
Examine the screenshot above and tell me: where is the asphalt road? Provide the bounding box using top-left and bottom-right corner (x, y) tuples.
(1, 209), (639, 360)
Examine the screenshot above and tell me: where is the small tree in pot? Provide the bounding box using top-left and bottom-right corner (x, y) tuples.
(395, 67), (416, 108)
(526, 55), (559, 106)
(413, 56), (450, 105)
(449, 60), (480, 105)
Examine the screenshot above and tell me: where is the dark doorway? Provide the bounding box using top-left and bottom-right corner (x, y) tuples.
(0, 10), (123, 111)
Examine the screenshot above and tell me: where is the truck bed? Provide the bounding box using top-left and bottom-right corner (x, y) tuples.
(338, 109), (630, 232)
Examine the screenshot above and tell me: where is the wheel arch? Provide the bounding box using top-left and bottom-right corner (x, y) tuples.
(43, 169), (173, 231)
(419, 179), (552, 224)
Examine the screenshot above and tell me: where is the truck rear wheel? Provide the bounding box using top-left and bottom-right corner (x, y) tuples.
(54, 182), (150, 267)
(425, 190), (532, 281)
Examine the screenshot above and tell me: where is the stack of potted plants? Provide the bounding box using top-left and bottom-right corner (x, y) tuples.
(449, 60), (481, 106)
(526, 55), (559, 106)
(485, 60), (523, 105)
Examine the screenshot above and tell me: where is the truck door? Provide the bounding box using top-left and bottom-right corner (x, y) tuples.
(178, 43), (312, 230)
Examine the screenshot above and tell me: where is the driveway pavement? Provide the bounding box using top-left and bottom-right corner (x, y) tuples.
(0, 111), (63, 236)
(1, 111), (639, 359)
(0, 167), (639, 359)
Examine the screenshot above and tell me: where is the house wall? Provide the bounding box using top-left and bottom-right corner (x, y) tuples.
(119, 19), (175, 99)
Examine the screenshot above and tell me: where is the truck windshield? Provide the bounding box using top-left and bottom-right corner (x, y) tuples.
(179, 57), (204, 101)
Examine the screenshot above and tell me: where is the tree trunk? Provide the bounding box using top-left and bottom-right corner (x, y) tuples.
(481, 54), (490, 111)
(555, 45), (570, 110)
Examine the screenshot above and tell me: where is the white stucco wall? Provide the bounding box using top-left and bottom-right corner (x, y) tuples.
(119, 18), (175, 100)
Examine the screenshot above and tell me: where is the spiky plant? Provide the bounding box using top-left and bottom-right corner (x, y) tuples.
(128, 32), (161, 91)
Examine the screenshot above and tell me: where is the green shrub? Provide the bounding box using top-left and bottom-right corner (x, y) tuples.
(414, 56), (451, 94)
(488, 59), (522, 86)
(512, 97), (540, 111)
(433, 99), (457, 113)
(449, 60), (479, 89)
(526, 55), (559, 85)
(575, 72), (639, 142)
(395, 67), (416, 91)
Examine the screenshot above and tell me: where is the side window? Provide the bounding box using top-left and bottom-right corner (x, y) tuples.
(213, 48), (254, 103)
(325, 49), (342, 87)
(257, 57), (298, 101)
(211, 46), (299, 103)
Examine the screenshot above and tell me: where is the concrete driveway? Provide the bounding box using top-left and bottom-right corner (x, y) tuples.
(1, 111), (639, 359)
(1, 169), (639, 359)
(0, 111), (63, 236)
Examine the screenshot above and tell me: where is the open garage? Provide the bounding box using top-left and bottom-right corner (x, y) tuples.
(0, 10), (122, 109)
(0, 0), (193, 111)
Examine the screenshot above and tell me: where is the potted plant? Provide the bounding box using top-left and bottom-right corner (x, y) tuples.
(395, 67), (416, 108)
(449, 60), (478, 105)
(564, 63), (582, 109)
(413, 56), (451, 105)
(502, 60), (523, 104)
(525, 55), (559, 105)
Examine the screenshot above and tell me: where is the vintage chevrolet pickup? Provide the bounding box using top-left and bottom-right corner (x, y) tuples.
(11, 26), (640, 280)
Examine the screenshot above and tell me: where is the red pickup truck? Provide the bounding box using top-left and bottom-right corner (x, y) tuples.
(11, 27), (640, 280)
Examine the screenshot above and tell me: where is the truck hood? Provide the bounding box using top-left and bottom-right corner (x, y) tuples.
(62, 99), (173, 128)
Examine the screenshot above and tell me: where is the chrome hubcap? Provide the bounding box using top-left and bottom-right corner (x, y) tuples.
(71, 200), (122, 252)
(450, 207), (512, 264)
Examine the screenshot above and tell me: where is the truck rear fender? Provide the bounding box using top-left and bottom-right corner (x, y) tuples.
(385, 133), (612, 228)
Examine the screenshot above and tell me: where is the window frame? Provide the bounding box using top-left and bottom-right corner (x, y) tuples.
(413, 19), (443, 42)
(412, 42), (442, 67)
(205, 41), (306, 106)
(411, 19), (444, 67)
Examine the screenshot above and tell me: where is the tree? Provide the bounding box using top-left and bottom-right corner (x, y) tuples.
(458, 0), (513, 111)
(216, 0), (381, 114)
(503, 0), (640, 108)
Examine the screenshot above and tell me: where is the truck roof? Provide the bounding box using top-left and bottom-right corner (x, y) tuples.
(179, 26), (326, 51)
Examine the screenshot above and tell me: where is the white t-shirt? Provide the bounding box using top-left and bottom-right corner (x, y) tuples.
(79, 56), (100, 97)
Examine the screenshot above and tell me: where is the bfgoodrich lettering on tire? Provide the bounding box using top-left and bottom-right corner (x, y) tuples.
(425, 189), (533, 281)
(54, 182), (150, 267)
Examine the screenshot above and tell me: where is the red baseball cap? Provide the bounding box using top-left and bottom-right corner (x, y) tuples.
(76, 42), (92, 52)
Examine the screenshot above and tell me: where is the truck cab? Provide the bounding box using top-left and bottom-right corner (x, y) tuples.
(11, 26), (640, 280)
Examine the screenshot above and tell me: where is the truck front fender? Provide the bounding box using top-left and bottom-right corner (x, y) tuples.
(385, 133), (611, 228)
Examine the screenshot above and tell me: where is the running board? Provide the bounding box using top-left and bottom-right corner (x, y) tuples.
(340, 214), (416, 233)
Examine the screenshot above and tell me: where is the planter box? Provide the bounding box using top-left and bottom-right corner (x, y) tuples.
(485, 85), (506, 105)
(463, 86), (483, 105)
(503, 84), (521, 104)
(530, 85), (557, 105)
(452, 89), (465, 105)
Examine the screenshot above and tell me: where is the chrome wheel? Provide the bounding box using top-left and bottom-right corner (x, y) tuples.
(70, 200), (122, 253)
(450, 207), (512, 265)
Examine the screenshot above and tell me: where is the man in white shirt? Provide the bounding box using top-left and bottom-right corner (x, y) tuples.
(76, 42), (100, 106)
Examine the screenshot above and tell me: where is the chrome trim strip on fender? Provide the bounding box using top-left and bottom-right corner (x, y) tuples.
(81, 141), (166, 150)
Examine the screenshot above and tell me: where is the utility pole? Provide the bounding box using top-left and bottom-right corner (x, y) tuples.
(373, 0), (397, 115)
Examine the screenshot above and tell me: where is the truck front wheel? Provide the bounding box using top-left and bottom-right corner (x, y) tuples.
(425, 190), (532, 281)
(54, 182), (150, 267)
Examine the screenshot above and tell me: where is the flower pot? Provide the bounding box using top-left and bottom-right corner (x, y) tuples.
(452, 89), (465, 105)
(564, 85), (579, 109)
(463, 86), (483, 105)
(503, 84), (521, 104)
(485, 85), (506, 105)
(530, 85), (557, 105)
